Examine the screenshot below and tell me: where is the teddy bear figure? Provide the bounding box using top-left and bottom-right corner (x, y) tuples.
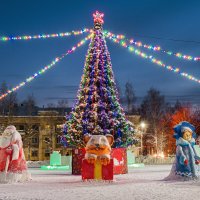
(84, 134), (114, 166)
(166, 121), (200, 180)
(0, 125), (30, 183)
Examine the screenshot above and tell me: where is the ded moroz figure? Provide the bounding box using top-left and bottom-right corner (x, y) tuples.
(0, 125), (31, 183)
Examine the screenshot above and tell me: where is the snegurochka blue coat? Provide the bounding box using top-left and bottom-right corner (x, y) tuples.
(175, 137), (200, 178)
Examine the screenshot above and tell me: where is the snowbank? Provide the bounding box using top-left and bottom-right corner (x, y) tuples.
(136, 155), (175, 165)
(0, 165), (200, 200)
(26, 160), (50, 168)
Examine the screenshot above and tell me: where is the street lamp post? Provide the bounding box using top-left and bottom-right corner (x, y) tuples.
(140, 122), (146, 155)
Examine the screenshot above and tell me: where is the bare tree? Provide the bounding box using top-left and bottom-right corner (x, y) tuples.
(140, 88), (167, 154)
(42, 113), (59, 154)
(0, 81), (18, 116)
(125, 81), (136, 114)
(57, 99), (68, 107)
(193, 108), (200, 135)
(22, 94), (37, 115)
(57, 99), (68, 115)
(47, 103), (56, 108)
(0, 81), (8, 115)
(145, 127), (167, 155)
(174, 100), (183, 111)
(20, 121), (39, 160)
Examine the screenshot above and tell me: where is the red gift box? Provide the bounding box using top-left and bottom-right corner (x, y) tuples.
(72, 148), (127, 175)
(82, 159), (113, 181)
(72, 148), (86, 175)
(111, 148), (128, 174)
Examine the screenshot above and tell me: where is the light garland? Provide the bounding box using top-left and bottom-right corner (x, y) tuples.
(0, 28), (92, 41)
(105, 34), (200, 84)
(0, 34), (93, 100)
(104, 30), (200, 62)
(1, 21), (199, 102)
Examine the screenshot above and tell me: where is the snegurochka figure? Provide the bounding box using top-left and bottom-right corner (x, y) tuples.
(166, 121), (200, 180)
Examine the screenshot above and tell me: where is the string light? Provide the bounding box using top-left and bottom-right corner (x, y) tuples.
(105, 34), (200, 84)
(104, 30), (200, 62)
(1, 23), (199, 100)
(0, 34), (93, 100)
(0, 28), (92, 41)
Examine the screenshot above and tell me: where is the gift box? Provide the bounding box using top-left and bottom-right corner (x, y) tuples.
(82, 159), (113, 181)
(72, 148), (86, 175)
(111, 148), (128, 174)
(72, 147), (127, 175)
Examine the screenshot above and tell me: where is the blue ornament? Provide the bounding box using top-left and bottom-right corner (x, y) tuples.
(117, 129), (122, 137)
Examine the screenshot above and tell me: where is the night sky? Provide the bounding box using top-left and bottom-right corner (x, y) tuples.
(0, 0), (200, 106)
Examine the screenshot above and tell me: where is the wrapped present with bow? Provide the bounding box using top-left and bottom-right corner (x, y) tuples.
(82, 158), (113, 181)
(81, 134), (114, 181)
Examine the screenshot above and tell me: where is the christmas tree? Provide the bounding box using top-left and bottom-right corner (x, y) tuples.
(61, 11), (137, 148)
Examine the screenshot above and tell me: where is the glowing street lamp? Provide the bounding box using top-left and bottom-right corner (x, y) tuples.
(140, 122), (146, 129)
(140, 122), (146, 155)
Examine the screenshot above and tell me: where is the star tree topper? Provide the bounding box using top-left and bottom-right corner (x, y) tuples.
(93, 11), (104, 25)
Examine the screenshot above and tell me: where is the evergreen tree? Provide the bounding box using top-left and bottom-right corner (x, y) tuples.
(61, 11), (136, 148)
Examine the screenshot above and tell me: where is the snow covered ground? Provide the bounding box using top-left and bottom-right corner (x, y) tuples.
(0, 165), (200, 200)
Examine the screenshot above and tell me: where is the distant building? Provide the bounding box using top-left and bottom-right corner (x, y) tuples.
(0, 111), (69, 161)
(0, 111), (141, 161)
